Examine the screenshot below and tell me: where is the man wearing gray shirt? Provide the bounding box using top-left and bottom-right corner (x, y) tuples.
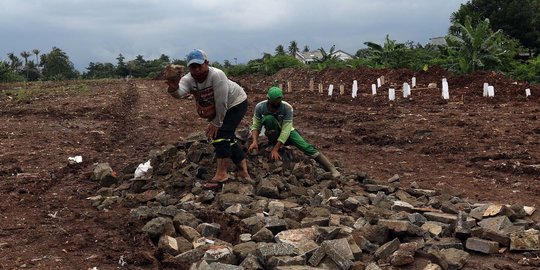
(166, 49), (250, 186)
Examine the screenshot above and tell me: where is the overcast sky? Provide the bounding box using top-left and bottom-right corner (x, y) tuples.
(0, 0), (468, 71)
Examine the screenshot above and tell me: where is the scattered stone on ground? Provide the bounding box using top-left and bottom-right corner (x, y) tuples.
(87, 133), (539, 269)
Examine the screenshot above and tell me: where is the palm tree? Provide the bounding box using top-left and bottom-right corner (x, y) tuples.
(20, 51), (31, 67)
(32, 49), (40, 66)
(7, 52), (21, 71)
(275, 45), (286, 55)
(288, 41), (299, 56)
(20, 51), (31, 80)
(445, 17), (507, 74)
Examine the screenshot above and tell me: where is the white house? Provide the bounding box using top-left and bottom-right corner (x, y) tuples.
(295, 49), (354, 64)
(429, 37), (447, 46)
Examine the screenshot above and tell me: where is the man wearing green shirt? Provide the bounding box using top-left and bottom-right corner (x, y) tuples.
(248, 86), (341, 178)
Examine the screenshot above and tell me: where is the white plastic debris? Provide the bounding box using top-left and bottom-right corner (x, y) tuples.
(328, 84), (334, 96)
(134, 160), (153, 179)
(68, 155), (83, 164)
(412, 77), (416, 88)
(526, 88), (531, 97)
(483, 83), (489, 97)
(371, 84), (377, 95)
(118, 255), (127, 267)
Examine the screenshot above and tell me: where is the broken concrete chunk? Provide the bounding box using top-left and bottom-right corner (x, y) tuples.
(239, 254), (263, 269)
(510, 229), (540, 251)
(324, 242), (354, 270)
(307, 245), (326, 266)
(252, 227), (274, 243)
(423, 263), (442, 270)
(389, 242), (417, 266)
(142, 217), (176, 240)
(422, 221), (449, 237)
(177, 225), (202, 242)
(470, 227), (510, 247)
(265, 217), (288, 235)
(465, 237), (499, 254)
(256, 242), (300, 262)
(440, 248), (470, 270)
(233, 241), (258, 261)
(198, 222), (221, 238)
(365, 262), (383, 270)
(257, 178), (280, 198)
(158, 235), (179, 255)
(364, 184), (395, 194)
(391, 201), (415, 212)
(374, 238), (400, 260)
(202, 246), (236, 264)
(524, 206), (536, 216)
(478, 216), (512, 232)
(267, 256), (306, 267)
(454, 211), (471, 239)
(323, 238), (354, 260)
(425, 237), (463, 250)
(301, 217), (330, 227)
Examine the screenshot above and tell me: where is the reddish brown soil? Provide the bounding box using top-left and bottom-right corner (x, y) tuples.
(0, 67), (539, 269)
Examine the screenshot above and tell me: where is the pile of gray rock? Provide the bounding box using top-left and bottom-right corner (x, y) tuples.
(88, 135), (540, 269)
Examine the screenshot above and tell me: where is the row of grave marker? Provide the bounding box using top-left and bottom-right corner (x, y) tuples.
(278, 76), (533, 100)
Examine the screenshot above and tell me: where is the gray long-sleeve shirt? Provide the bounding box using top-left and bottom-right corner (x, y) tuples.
(169, 67), (247, 127)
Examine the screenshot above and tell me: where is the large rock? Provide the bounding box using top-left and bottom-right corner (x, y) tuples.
(90, 162), (118, 187)
(142, 217), (176, 240)
(510, 229), (540, 251)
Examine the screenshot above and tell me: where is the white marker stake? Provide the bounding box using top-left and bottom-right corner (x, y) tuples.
(483, 83), (489, 97)
(488, 85), (495, 97)
(371, 84), (377, 95)
(328, 84), (334, 96)
(352, 80), (358, 98)
(389, 88), (395, 101)
(412, 77), (416, 88)
(377, 78), (381, 88)
(526, 88), (531, 97)
(442, 79), (449, 100)
(403, 83), (409, 98)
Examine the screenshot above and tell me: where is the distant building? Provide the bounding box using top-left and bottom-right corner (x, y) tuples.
(429, 37), (447, 46)
(295, 49), (355, 64)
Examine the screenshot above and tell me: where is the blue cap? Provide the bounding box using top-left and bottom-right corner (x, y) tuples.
(186, 49), (208, 66)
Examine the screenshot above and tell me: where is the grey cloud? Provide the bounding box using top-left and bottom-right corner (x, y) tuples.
(0, 0), (467, 70)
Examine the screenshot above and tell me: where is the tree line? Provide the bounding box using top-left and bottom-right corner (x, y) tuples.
(1, 0), (539, 83)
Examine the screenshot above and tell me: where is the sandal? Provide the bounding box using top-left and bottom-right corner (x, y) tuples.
(202, 178), (229, 190)
(202, 182), (223, 190)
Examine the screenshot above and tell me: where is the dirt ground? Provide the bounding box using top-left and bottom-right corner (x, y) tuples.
(0, 67), (539, 269)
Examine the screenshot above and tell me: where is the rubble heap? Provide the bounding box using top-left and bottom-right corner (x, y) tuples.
(88, 133), (540, 270)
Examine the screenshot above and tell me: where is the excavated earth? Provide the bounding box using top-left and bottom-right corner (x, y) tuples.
(0, 66), (539, 269)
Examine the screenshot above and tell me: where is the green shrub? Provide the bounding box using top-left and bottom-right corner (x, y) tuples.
(509, 55), (540, 83)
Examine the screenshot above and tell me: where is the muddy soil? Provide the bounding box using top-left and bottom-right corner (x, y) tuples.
(0, 67), (539, 269)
